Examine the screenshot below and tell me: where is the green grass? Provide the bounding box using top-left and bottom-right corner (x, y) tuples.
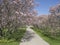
(0, 27), (26, 45)
(31, 27), (60, 45)
(0, 42), (19, 45)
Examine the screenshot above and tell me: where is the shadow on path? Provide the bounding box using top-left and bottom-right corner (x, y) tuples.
(21, 27), (35, 42)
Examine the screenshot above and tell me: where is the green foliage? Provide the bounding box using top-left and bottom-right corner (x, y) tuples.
(11, 28), (26, 41)
(0, 42), (19, 45)
(0, 28), (26, 42)
(40, 26), (60, 40)
(32, 27), (60, 45)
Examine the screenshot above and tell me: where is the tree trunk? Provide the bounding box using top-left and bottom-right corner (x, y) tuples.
(0, 28), (3, 37)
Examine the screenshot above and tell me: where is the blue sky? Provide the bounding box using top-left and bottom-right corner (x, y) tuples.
(34, 0), (60, 15)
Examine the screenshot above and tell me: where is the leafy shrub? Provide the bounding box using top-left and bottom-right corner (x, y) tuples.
(12, 28), (26, 41)
(40, 26), (60, 40)
(0, 28), (26, 42)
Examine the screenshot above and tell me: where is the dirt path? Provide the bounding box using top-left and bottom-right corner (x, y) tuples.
(20, 26), (49, 45)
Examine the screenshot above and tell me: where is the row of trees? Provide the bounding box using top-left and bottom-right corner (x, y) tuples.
(34, 4), (60, 40)
(1, 0), (60, 41)
(47, 4), (60, 39)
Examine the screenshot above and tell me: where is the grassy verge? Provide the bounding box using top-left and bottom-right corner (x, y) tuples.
(0, 28), (26, 45)
(0, 42), (19, 45)
(31, 27), (60, 45)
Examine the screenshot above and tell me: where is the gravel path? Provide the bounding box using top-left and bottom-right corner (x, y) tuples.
(20, 26), (49, 45)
